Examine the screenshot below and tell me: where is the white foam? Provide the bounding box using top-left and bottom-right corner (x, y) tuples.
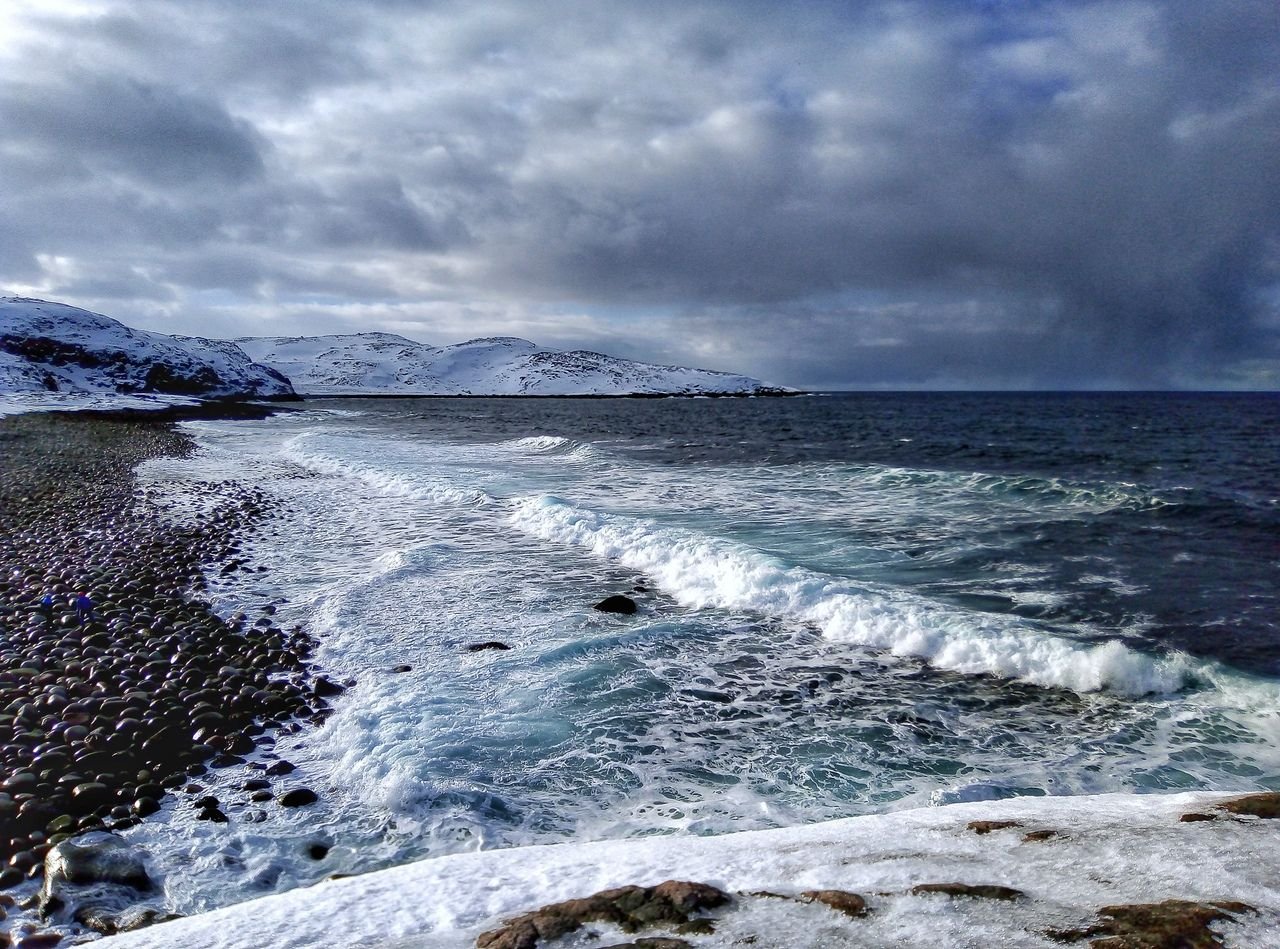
(509, 495), (1197, 696)
(281, 433), (490, 506)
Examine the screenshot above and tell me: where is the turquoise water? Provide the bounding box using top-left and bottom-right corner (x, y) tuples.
(133, 393), (1280, 913)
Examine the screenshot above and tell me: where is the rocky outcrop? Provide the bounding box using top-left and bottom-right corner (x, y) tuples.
(476, 880), (730, 949)
(1048, 899), (1256, 948)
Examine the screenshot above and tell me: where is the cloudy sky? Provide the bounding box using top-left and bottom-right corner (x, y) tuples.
(1, 0), (1277, 389)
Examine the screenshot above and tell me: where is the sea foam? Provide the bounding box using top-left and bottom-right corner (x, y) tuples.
(509, 494), (1195, 696)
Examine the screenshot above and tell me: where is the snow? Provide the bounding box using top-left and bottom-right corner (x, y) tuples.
(0, 297), (293, 400)
(0, 391), (202, 418)
(2, 297), (790, 402)
(236, 333), (788, 396)
(98, 791), (1280, 948)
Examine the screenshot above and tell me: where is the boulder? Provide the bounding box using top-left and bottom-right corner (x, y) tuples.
(477, 880), (729, 949)
(1047, 899), (1255, 948)
(39, 832), (155, 932)
(594, 595), (638, 615)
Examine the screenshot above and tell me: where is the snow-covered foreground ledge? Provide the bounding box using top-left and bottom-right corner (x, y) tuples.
(101, 791), (1280, 948)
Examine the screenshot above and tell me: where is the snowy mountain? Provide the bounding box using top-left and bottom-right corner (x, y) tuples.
(0, 297), (790, 401)
(0, 298), (294, 399)
(236, 332), (789, 396)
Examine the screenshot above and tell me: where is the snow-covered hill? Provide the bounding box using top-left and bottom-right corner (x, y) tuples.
(236, 332), (789, 396)
(0, 298), (294, 399)
(0, 297), (790, 402)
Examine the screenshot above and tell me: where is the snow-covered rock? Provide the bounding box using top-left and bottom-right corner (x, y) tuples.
(236, 332), (790, 396)
(97, 791), (1280, 949)
(0, 298), (294, 400)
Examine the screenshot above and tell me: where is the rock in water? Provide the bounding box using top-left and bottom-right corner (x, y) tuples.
(39, 832), (156, 934)
(467, 641), (512, 652)
(594, 595), (638, 615)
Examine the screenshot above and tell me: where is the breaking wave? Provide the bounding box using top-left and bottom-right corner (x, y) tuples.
(509, 494), (1199, 696)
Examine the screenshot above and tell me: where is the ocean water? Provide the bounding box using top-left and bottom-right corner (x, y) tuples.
(133, 392), (1280, 916)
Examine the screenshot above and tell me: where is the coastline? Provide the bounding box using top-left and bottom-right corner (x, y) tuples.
(96, 789), (1280, 948)
(2, 398), (1277, 949)
(0, 406), (327, 944)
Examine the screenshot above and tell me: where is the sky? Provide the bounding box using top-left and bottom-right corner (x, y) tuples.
(1, 0), (1277, 390)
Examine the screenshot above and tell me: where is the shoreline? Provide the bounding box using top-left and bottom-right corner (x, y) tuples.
(3, 399), (1278, 948)
(0, 408), (330, 944)
(96, 789), (1280, 948)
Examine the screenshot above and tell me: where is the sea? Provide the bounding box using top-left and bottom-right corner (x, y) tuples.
(131, 392), (1280, 918)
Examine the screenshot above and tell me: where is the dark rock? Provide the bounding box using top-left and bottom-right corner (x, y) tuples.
(38, 832), (153, 927)
(599, 940), (691, 949)
(911, 883), (1023, 902)
(278, 788), (318, 808)
(466, 641), (511, 652)
(307, 843), (329, 860)
(131, 797), (160, 818)
(390, 664), (412, 673)
(476, 880), (730, 949)
(967, 820), (1023, 835)
(1179, 813), (1217, 823)
(74, 904), (182, 936)
(1047, 899), (1256, 948)
(196, 807), (228, 823)
(312, 676), (344, 698)
(594, 595), (638, 615)
(265, 760), (296, 777)
(1021, 830), (1062, 843)
(798, 889), (868, 918)
(13, 933), (62, 948)
(40, 833), (151, 897)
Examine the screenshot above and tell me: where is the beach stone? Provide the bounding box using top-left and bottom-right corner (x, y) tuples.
(1021, 829), (1062, 843)
(1179, 813), (1216, 823)
(798, 889), (867, 918)
(1047, 898), (1255, 948)
(476, 880), (730, 949)
(967, 820), (1022, 835)
(911, 882), (1023, 902)
(12, 933), (63, 948)
(598, 941), (691, 949)
(312, 676), (344, 698)
(278, 788), (317, 808)
(594, 595), (638, 615)
(466, 641), (511, 652)
(38, 832), (152, 923)
(265, 760), (296, 776)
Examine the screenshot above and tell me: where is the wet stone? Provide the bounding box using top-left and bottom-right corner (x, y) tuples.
(911, 883), (1024, 902)
(594, 595), (638, 615)
(278, 788), (318, 808)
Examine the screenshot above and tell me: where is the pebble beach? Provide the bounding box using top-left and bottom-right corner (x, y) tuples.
(0, 406), (333, 943)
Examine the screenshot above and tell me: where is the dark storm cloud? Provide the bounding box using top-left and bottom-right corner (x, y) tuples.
(0, 0), (1276, 386)
(0, 73), (265, 186)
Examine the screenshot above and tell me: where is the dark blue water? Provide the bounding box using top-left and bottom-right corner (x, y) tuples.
(323, 391), (1280, 677)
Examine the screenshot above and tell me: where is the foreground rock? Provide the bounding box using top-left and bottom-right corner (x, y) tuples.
(36, 833), (173, 935)
(476, 880), (730, 949)
(1048, 899), (1256, 948)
